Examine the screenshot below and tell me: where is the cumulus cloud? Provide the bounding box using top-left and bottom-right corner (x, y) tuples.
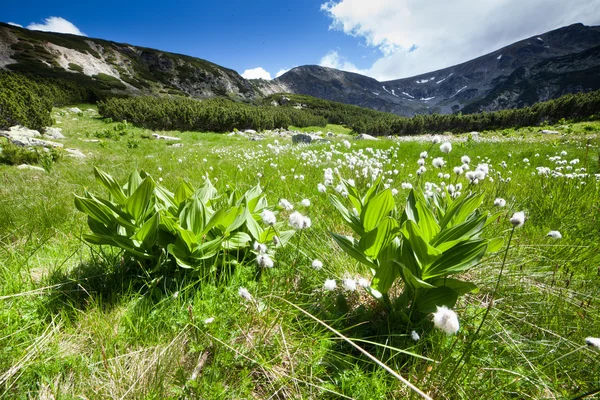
(26, 17), (86, 36)
(241, 67), (272, 80)
(319, 50), (366, 75)
(7, 22), (23, 28)
(321, 0), (600, 80)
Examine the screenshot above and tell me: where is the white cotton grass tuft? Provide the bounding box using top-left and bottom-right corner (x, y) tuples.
(494, 198), (507, 208)
(432, 306), (460, 334)
(204, 317), (215, 324)
(289, 211), (311, 230)
(311, 259), (323, 270)
(585, 337), (600, 349)
(257, 254), (274, 268)
(253, 241), (268, 253)
(547, 230), (562, 239)
(301, 199), (311, 207)
(342, 278), (357, 291)
(440, 141), (452, 154)
(318, 183), (327, 193)
(509, 211), (526, 228)
(432, 157), (445, 168)
(357, 277), (370, 287)
(261, 210), (276, 226)
(323, 279), (336, 291)
(411, 330), (420, 341)
(238, 287), (253, 301)
(279, 198), (294, 211)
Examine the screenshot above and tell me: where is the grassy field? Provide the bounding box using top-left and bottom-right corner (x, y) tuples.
(1, 105), (600, 399)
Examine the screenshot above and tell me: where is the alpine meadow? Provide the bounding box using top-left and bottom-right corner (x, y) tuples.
(1, 8), (600, 400)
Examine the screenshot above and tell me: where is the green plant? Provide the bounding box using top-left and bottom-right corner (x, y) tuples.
(74, 168), (296, 282)
(330, 177), (502, 320)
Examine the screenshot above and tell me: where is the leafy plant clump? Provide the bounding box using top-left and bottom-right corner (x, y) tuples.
(330, 176), (502, 321)
(74, 168), (296, 284)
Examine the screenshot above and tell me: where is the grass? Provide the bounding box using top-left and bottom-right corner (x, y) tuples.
(1, 105), (599, 398)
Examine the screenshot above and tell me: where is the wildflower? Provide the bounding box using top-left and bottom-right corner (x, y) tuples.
(547, 230), (562, 239)
(417, 158), (426, 166)
(420, 151), (428, 159)
(440, 142), (452, 154)
(343, 140), (351, 149)
(494, 198), (506, 207)
(510, 211), (526, 228)
(432, 157), (445, 168)
(279, 198), (293, 211)
(585, 337), (600, 349)
(312, 259), (323, 270)
(253, 241), (268, 253)
(461, 155), (471, 164)
(204, 317), (215, 324)
(261, 209), (276, 225)
(358, 277), (370, 287)
(391, 188), (398, 196)
(401, 182), (413, 189)
(453, 166), (464, 175)
(411, 330), (420, 341)
(342, 279), (357, 291)
(417, 166), (427, 175)
(323, 279), (336, 291)
(318, 183), (327, 193)
(238, 287), (253, 301)
(301, 199), (311, 207)
(289, 211), (311, 229)
(432, 136), (442, 144)
(432, 306), (460, 334)
(257, 254), (274, 268)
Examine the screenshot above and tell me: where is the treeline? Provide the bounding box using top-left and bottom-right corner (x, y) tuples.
(0, 71), (103, 131)
(97, 96), (328, 132)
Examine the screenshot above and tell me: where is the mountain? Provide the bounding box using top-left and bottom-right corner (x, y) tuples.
(0, 22), (256, 100)
(259, 23), (600, 116)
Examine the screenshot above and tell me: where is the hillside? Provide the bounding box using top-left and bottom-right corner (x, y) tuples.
(260, 23), (600, 116)
(0, 22), (256, 100)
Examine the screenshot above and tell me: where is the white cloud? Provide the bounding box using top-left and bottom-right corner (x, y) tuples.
(275, 68), (291, 78)
(241, 67), (272, 80)
(321, 0), (600, 80)
(26, 17), (86, 36)
(319, 50), (366, 75)
(7, 22), (23, 28)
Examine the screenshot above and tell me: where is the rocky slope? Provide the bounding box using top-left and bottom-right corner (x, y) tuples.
(260, 23), (600, 116)
(0, 22), (256, 100)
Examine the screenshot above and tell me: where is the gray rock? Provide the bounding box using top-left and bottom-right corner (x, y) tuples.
(541, 129), (559, 134)
(171, 143), (184, 147)
(45, 127), (65, 139)
(355, 133), (379, 141)
(244, 129), (257, 134)
(292, 133), (329, 144)
(327, 131), (334, 137)
(17, 164), (46, 172)
(7, 125), (41, 138)
(152, 133), (181, 141)
(65, 148), (86, 158)
(68, 107), (83, 113)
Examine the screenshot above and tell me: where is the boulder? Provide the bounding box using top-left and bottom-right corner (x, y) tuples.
(355, 133), (379, 141)
(17, 164), (46, 172)
(68, 107), (83, 113)
(292, 134), (328, 144)
(65, 148), (86, 158)
(45, 127), (65, 139)
(541, 129), (559, 134)
(152, 133), (181, 141)
(244, 129), (257, 134)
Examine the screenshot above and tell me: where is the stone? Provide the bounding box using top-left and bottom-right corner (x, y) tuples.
(171, 143), (184, 147)
(292, 134), (328, 144)
(244, 129), (257, 134)
(45, 127), (65, 139)
(355, 133), (379, 141)
(68, 107), (83, 113)
(65, 148), (86, 158)
(327, 131), (334, 137)
(152, 133), (181, 141)
(541, 129), (559, 134)
(17, 164), (46, 172)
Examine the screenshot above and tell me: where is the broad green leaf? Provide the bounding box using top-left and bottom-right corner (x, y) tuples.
(440, 192), (484, 229)
(362, 175), (383, 205)
(154, 184), (176, 211)
(167, 243), (195, 269)
(244, 183), (263, 211)
(225, 206), (247, 234)
(125, 177), (155, 222)
(195, 179), (218, 204)
(87, 216), (115, 236)
(431, 277), (479, 295)
(75, 195), (118, 227)
(404, 190), (419, 223)
(423, 239), (488, 279)
(414, 191), (440, 241)
(83, 233), (153, 259)
(487, 237), (504, 253)
(431, 212), (488, 252)
(178, 228), (197, 252)
(133, 212), (160, 250)
(401, 220), (442, 269)
(330, 232), (377, 269)
(126, 170), (142, 197)
(329, 194), (364, 235)
(174, 181), (194, 205)
(395, 262), (435, 290)
(244, 209), (263, 240)
(361, 188), (395, 231)
(194, 237), (223, 259)
(371, 260), (399, 294)
(359, 217), (398, 258)
(414, 286), (459, 314)
(179, 197), (206, 235)
(94, 167), (127, 204)
(222, 232), (252, 250)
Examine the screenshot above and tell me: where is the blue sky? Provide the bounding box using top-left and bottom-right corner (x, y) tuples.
(3, 1), (600, 81)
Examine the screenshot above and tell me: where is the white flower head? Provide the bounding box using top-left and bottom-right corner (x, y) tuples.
(253, 241), (268, 253)
(257, 254), (274, 268)
(432, 136), (442, 144)
(510, 211), (526, 228)
(342, 278), (357, 292)
(420, 151), (428, 159)
(318, 183), (327, 193)
(586, 337), (600, 349)
(289, 211), (311, 230)
(461, 155), (471, 164)
(311, 259), (323, 270)
(261, 209), (276, 226)
(204, 317), (215, 324)
(547, 230), (562, 239)
(238, 287), (253, 301)
(411, 330), (420, 341)
(432, 305), (460, 334)
(323, 279), (336, 291)
(440, 141), (452, 154)
(279, 198), (294, 211)
(301, 199), (311, 207)
(358, 277), (370, 287)
(432, 157), (445, 168)
(494, 198), (506, 208)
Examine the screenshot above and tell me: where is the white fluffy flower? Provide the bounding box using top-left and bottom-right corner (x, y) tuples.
(440, 142), (452, 154)
(417, 158), (425, 166)
(461, 155), (471, 164)
(289, 211), (311, 229)
(432, 136), (442, 144)
(253, 241), (268, 253)
(323, 279), (336, 291)
(358, 278), (370, 287)
(510, 211), (526, 228)
(432, 157), (445, 168)
(411, 330), (420, 341)
(279, 198), (294, 211)
(257, 254), (274, 268)
(547, 230), (562, 239)
(401, 182), (413, 189)
(204, 317), (215, 324)
(301, 199), (311, 207)
(261, 209), (276, 225)
(432, 305), (460, 334)
(238, 287), (253, 301)
(311, 259), (323, 270)
(420, 151), (428, 159)
(342, 279), (357, 291)
(318, 183), (327, 193)
(453, 166), (463, 175)
(494, 198), (506, 208)
(586, 337), (600, 349)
